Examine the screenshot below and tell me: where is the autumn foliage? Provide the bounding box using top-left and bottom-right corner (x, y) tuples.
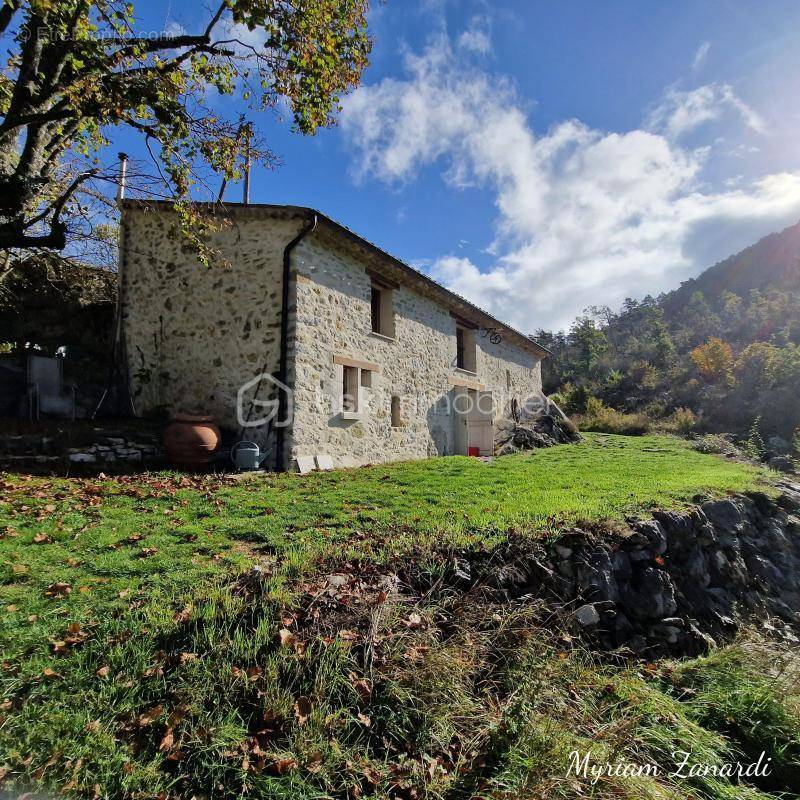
(690, 338), (734, 383)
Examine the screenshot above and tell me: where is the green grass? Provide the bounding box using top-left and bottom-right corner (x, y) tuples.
(0, 434), (783, 799)
(0, 434), (769, 660)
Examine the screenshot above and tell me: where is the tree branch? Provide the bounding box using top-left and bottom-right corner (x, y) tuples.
(0, 170), (96, 250)
(107, 1), (228, 59)
(0, 0), (21, 36)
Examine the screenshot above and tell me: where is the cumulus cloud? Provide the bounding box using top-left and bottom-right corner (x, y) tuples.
(340, 34), (800, 332)
(647, 83), (765, 139)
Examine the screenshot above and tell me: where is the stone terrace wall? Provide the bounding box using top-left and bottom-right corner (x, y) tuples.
(462, 483), (800, 656)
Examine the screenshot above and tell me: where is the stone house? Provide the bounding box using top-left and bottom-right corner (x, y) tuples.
(119, 201), (550, 470)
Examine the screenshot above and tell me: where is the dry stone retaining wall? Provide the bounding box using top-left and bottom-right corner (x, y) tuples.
(458, 483), (800, 656)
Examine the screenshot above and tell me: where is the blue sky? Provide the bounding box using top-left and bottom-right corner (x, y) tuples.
(115, 0), (800, 331)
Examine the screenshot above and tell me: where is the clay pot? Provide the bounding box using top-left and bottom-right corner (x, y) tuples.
(164, 414), (221, 468)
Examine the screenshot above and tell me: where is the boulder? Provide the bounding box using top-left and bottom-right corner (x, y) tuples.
(494, 414), (581, 456)
(574, 603), (600, 627)
(768, 456), (796, 474)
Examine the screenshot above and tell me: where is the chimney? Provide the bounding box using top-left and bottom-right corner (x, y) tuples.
(243, 124), (253, 204)
(116, 152), (129, 202)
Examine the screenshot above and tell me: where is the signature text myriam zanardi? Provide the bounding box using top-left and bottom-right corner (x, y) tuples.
(567, 750), (772, 785)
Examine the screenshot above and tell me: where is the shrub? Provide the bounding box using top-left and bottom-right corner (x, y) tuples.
(660, 407), (700, 436)
(578, 397), (651, 435)
(693, 433), (740, 458)
(743, 415), (766, 460)
(794, 427), (800, 455)
(560, 384), (590, 415)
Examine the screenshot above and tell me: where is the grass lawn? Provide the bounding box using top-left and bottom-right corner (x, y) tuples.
(1, 433), (788, 800)
(0, 434), (769, 656)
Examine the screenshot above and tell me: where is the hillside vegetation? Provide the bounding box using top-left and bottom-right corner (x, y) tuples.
(1, 436), (790, 799)
(538, 221), (800, 445)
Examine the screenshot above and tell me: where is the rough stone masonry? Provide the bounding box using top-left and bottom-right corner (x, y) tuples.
(120, 202), (549, 470)
(459, 481), (800, 656)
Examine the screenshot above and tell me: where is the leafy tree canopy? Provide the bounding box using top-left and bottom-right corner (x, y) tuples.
(0, 0), (372, 254)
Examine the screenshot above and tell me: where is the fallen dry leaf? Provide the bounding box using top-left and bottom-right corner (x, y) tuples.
(44, 583), (71, 599)
(306, 752), (324, 773)
(172, 605), (192, 624)
(350, 675), (372, 701)
(137, 705), (164, 727)
(278, 628), (296, 647)
(294, 696), (312, 726)
(269, 757), (298, 775)
(96, 666), (110, 678)
(33, 533), (53, 544)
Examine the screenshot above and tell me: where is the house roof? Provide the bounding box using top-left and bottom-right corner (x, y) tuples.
(119, 199), (550, 358)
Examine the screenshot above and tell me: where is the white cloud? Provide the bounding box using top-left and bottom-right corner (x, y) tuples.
(163, 21), (188, 38)
(646, 83), (765, 140)
(691, 41), (711, 72)
(457, 16), (492, 54)
(340, 34), (799, 332)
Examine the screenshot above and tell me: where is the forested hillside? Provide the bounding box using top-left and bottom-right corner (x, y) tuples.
(536, 222), (800, 445)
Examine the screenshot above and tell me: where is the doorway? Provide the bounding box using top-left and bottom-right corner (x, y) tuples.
(453, 387), (494, 456)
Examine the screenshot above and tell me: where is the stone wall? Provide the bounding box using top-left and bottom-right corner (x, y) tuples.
(460, 482), (800, 656)
(121, 206), (544, 471)
(0, 430), (163, 473)
(121, 207), (305, 466)
(288, 228), (543, 468)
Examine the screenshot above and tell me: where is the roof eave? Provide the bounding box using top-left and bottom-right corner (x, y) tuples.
(119, 199), (552, 358)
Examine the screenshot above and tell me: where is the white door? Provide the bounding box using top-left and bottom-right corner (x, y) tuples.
(467, 391), (494, 456)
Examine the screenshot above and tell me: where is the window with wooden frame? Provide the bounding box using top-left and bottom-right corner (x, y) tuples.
(369, 275), (396, 338)
(455, 325), (477, 373)
(334, 355), (380, 419)
(342, 365), (360, 413)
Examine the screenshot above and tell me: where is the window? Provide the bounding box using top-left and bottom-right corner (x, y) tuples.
(370, 282), (395, 338)
(455, 325), (477, 372)
(370, 286), (381, 333)
(333, 355), (379, 419)
(342, 366), (359, 413)
(391, 395), (401, 427)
